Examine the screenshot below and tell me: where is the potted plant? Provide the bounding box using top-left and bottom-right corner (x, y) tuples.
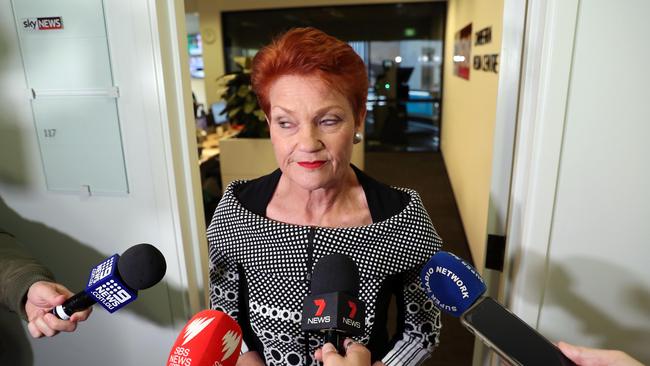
(217, 57), (268, 138)
(217, 57), (277, 188)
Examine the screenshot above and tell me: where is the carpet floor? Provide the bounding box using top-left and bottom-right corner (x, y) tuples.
(365, 151), (476, 366)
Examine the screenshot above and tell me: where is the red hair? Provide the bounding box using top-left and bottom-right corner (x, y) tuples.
(251, 27), (368, 123)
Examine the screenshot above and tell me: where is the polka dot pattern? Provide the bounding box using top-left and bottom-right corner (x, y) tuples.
(207, 181), (443, 365)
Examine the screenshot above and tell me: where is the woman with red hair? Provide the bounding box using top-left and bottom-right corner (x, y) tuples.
(208, 27), (442, 366)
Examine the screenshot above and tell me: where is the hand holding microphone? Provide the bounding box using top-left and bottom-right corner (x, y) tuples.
(420, 251), (576, 366)
(51, 243), (166, 320)
(25, 281), (92, 338)
(316, 339), (371, 366)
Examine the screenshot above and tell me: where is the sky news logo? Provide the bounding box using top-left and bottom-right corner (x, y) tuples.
(22, 17), (63, 31)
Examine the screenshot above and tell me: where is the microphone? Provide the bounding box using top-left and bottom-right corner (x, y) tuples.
(302, 253), (366, 355)
(52, 243), (167, 320)
(420, 251), (576, 366)
(419, 251), (486, 317)
(166, 309), (242, 366)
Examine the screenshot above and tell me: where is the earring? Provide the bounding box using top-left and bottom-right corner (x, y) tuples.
(353, 131), (363, 144)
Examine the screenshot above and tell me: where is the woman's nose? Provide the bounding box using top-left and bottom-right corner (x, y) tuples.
(297, 124), (323, 152)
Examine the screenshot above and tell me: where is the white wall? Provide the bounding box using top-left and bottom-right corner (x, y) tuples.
(506, 0), (650, 363)
(0, 0), (204, 364)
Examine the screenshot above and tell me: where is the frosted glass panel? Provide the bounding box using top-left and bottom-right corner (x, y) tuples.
(22, 37), (113, 90)
(32, 97), (127, 193)
(12, 0), (128, 194)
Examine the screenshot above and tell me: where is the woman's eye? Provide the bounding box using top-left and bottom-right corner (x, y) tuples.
(277, 121), (292, 128)
(320, 118), (340, 126)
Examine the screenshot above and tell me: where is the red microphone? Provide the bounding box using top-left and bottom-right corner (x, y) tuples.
(166, 310), (242, 366)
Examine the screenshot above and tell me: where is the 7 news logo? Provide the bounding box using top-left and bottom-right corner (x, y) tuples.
(308, 298), (331, 324)
(22, 17), (63, 31)
(307, 298), (361, 329)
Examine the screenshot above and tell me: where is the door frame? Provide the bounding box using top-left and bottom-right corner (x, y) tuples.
(148, 0), (210, 314)
(500, 0), (579, 327)
(473, 0), (528, 364)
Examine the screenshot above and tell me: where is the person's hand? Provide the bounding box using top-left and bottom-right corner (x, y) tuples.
(236, 351), (265, 366)
(558, 341), (644, 366)
(315, 339), (371, 366)
(24, 281), (92, 338)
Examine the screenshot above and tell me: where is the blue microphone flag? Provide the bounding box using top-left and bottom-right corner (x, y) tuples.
(420, 251), (486, 317)
(85, 254), (137, 313)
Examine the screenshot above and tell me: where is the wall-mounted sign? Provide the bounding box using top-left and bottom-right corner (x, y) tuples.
(473, 54), (499, 73)
(453, 23), (472, 80)
(22, 16), (64, 31)
(475, 27), (492, 46)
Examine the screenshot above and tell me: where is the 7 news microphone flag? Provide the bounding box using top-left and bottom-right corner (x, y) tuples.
(302, 253), (365, 355)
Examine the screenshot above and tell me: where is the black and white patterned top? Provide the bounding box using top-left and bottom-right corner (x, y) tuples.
(207, 169), (443, 366)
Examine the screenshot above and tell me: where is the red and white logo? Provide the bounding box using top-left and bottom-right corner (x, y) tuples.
(182, 316), (215, 346)
(314, 299), (326, 316)
(347, 300), (357, 319)
(22, 17), (63, 31)
(221, 330), (241, 361)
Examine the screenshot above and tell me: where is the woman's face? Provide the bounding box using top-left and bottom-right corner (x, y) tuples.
(267, 74), (360, 191)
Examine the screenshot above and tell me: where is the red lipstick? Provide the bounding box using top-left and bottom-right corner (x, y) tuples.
(297, 161), (326, 169)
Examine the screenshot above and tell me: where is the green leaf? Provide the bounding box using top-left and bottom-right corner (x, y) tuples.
(243, 101), (255, 114)
(228, 107), (241, 118)
(237, 85), (249, 97)
(254, 110), (266, 121)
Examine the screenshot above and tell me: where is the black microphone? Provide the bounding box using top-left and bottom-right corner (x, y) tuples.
(301, 253), (365, 354)
(52, 243), (167, 320)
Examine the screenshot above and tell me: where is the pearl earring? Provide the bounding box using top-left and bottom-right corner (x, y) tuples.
(353, 131), (363, 144)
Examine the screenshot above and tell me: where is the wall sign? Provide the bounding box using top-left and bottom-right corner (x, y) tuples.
(453, 23), (472, 80)
(22, 16), (64, 31)
(472, 25), (498, 74)
(473, 54), (499, 73)
(475, 27), (492, 46)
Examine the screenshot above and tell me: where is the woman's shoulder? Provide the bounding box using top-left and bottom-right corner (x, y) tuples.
(352, 165), (412, 222)
(231, 169), (282, 217)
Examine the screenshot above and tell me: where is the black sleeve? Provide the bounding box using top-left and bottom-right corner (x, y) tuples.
(382, 266), (441, 365)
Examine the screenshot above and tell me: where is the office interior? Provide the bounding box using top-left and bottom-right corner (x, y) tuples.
(0, 0), (648, 365)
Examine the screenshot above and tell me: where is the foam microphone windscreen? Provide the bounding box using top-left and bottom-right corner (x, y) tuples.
(310, 253), (360, 296)
(117, 243), (167, 290)
(167, 309), (242, 366)
(420, 251), (486, 317)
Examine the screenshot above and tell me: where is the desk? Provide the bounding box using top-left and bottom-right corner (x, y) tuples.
(198, 128), (240, 163)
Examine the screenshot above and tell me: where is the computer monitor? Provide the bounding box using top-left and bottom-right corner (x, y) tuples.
(211, 101), (228, 125)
